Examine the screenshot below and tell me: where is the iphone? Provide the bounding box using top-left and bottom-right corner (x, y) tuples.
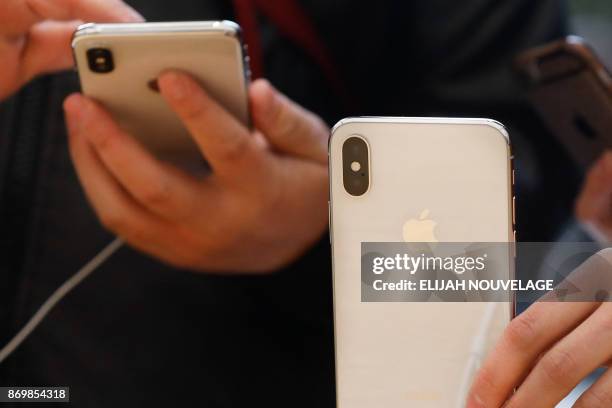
(73, 21), (250, 169)
(329, 117), (515, 407)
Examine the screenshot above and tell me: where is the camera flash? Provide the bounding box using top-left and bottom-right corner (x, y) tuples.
(351, 161), (361, 172)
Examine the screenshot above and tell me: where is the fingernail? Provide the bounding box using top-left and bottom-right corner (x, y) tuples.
(162, 72), (190, 100)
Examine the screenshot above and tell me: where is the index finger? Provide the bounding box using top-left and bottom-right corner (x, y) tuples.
(1, 0), (143, 35)
(466, 301), (599, 407)
(158, 70), (268, 184)
(250, 79), (329, 164)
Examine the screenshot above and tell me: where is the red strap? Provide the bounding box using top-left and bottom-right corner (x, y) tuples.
(232, 0), (352, 108)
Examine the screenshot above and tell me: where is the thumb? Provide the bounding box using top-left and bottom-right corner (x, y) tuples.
(25, 0), (144, 24)
(250, 79), (329, 164)
(20, 21), (80, 82)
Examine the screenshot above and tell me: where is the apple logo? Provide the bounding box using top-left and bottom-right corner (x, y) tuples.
(402, 209), (438, 242)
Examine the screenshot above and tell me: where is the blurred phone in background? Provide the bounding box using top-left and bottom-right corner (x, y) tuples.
(515, 36), (612, 169)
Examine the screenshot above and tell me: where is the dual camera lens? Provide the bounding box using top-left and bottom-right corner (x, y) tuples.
(342, 136), (370, 196)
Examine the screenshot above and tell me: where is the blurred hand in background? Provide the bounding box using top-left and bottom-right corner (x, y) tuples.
(0, 0), (143, 100)
(63, 71), (330, 273)
(576, 151), (612, 243)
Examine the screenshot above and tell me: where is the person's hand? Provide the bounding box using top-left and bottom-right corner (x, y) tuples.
(576, 151), (612, 243)
(63, 72), (330, 273)
(467, 300), (612, 407)
(0, 0), (143, 100)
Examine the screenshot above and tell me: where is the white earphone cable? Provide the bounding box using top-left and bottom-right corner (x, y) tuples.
(0, 238), (124, 364)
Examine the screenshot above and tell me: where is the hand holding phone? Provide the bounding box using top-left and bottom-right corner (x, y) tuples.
(63, 74), (330, 273)
(0, 0), (143, 100)
(73, 21), (250, 170)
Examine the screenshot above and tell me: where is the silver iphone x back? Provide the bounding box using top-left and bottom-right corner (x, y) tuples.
(73, 21), (250, 167)
(329, 117), (515, 407)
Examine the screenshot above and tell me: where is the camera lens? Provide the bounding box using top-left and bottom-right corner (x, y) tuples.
(342, 136), (369, 196)
(351, 178), (363, 187)
(87, 48), (114, 74)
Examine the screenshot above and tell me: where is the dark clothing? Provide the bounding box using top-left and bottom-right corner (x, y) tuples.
(0, 0), (569, 406)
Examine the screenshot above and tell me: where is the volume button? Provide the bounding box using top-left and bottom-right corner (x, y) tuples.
(512, 196), (516, 226)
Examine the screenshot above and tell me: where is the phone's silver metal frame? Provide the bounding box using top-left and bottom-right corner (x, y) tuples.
(72, 20), (242, 44)
(330, 117), (510, 144)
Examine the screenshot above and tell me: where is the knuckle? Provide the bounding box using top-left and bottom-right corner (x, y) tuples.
(575, 387), (612, 408)
(503, 311), (539, 351)
(278, 112), (301, 139)
(182, 104), (205, 122)
(597, 309), (612, 332)
(139, 181), (171, 208)
(220, 135), (253, 163)
(539, 348), (577, 386)
(503, 400), (520, 408)
(272, 101), (301, 138)
(179, 97), (208, 122)
(468, 366), (498, 403)
(92, 130), (120, 153)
